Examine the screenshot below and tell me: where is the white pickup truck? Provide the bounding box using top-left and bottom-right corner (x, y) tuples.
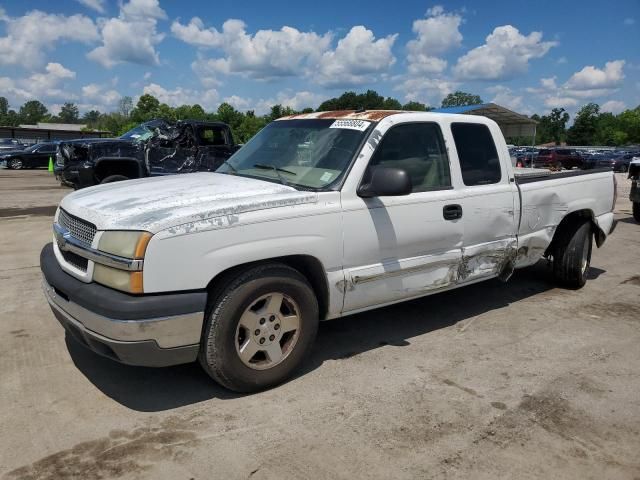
(41, 110), (617, 392)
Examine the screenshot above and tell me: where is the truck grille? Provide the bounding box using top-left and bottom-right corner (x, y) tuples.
(61, 250), (89, 272)
(58, 209), (97, 246)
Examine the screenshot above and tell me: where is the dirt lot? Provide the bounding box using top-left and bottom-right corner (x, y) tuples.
(1, 169), (639, 480)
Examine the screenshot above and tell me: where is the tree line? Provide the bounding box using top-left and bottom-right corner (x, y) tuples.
(1, 91), (638, 146)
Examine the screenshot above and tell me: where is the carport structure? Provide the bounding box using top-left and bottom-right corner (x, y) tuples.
(432, 103), (537, 145)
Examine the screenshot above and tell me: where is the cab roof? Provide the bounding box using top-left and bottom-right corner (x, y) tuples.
(278, 110), (404, 121)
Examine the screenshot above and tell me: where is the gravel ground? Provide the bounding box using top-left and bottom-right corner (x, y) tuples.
(0, 169), (639, 480)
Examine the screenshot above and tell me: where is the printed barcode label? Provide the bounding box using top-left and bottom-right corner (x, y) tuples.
(329, 119), (371, 131)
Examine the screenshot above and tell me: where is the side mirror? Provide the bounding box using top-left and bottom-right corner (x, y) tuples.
(358, 167), (412, 198)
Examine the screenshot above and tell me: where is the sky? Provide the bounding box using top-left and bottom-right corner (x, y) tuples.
(0, 0), (638, 119)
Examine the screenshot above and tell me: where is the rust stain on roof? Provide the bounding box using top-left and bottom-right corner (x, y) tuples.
(279, 110), (406, 121)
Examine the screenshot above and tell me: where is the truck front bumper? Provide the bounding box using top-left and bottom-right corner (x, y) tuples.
(40, 243), (207, 367)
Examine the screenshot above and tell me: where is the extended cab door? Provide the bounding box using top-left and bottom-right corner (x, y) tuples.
(449, 122), (518, 283)
(341, 121), (464, 313)
(195, 125), (235, 171)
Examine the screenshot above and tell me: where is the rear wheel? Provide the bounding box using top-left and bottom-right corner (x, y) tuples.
(9, 158), (23, 169)
(100, 174), (129, 184)
(199, 263), (319, 392)
(552, 220), (592, 288)
(633, 202), (640, 223)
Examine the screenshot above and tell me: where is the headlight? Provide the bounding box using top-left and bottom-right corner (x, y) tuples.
(98, 231), (152, 259)
(95, 231), (151, 293)
(93, 264), (144, 294)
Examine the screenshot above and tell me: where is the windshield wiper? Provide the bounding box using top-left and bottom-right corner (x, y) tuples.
(253, 163), (296, 186)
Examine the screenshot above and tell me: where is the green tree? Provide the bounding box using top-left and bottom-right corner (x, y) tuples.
(131, 94), (161, 122)
(566, 103), (599, 145)
(82, 110), (101, 125)
(317, 90), (403, 111)
(118, 96), (133, 117)
(59, 102), (80, 123)
(0, 96), (8, 117)
(381, 97), (402, 110)
(19, 100), (48, 124)
(534, 108), (569, 144)
(402, 101), (429, 111)
(441, 91), (482, 108)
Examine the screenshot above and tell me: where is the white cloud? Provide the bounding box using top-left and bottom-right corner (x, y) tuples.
(556, 56), (568, 64)
(121, 0), (167, 20)
(225, 91), (325, 115)
(171, 17), (223, 47)
(0, 63), (78, 105)
(487, 85), (526, 112)
(406, 6), (463, 75)
(81, 82), (121, 108)
(564, 60), (625, 90)
(87, 0), (166, 68)
(396, 77), (457, 105)
(624, 17), (635, 26)
(174, 18), (332, 80)
(142, 83), (219, 109)
(527, 63), (626, 111)
(315, 26), (397, 87)
(0, 10), (99, 69)
(544, 96), (578, 108)
(453, 25), (557, 80)
(600, 100), (626, 114)
(75, 0), (106, 14)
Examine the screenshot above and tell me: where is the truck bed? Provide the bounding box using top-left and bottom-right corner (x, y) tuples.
(514, 167), (615, 268)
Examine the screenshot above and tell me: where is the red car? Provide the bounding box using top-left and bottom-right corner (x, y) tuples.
(532, 148), (584, 170)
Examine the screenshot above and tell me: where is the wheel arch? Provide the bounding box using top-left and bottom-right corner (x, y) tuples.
(205, 255), (330, 320)
(546, 208), (606, 256)
(93, 157), (144, 182)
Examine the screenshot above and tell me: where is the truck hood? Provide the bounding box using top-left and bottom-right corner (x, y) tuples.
(60, 172), (318, 233)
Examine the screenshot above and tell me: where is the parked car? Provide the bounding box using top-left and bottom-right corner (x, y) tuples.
(55, 119), (240, 189)
(40, 110), (616, 392)
(595, 151), (638, 173)
(0, 142), (58, 169)
(532, 148), (584, 170)
(629, 157), (640, 222)
(0, 138), (26, 151)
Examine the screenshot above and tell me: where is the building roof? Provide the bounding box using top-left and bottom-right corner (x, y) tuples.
(432, 103), (537, 138)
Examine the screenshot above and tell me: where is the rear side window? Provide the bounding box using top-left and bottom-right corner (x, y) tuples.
(199, 127), (227, 146)
(369, 122), (451, 192)
(451, 123), (501, 186)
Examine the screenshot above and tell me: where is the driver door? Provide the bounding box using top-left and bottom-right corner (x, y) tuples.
(341, 122), (464, 313)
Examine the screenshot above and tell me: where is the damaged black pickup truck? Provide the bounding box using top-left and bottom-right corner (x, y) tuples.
(55, 119), (240, 188)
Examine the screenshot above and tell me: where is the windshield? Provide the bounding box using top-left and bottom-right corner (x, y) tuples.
(25, 144), (42, 152)
(120, 124), (156, 142)
(217, 119), (371, 189)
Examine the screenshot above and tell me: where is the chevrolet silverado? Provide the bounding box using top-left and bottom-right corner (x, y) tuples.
(40, 110), (616, 392)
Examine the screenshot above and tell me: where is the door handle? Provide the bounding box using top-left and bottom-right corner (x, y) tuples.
(443, 204), (463, 220)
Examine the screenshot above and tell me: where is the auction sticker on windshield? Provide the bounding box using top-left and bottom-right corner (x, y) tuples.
(329, 119), (371, 131)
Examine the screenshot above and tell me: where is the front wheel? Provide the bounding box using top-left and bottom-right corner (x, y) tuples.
(633, 202), (640, 223)
(8, 158), (23, 169)
(199, 263), (319, 392)
(100, 174), (129, 184)
(552, 221), (592, 288)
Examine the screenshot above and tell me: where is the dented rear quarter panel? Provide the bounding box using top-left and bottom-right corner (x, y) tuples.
(515, 170), (615, 267)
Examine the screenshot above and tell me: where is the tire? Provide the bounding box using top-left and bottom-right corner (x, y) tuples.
(8, 158), (23, 170)
(100, 174), (129, 184)
(199, 263), (319, 392)
(633, 202), (640, 223)
(620, 165), (628, 173)
(552, 220), (592, 288)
